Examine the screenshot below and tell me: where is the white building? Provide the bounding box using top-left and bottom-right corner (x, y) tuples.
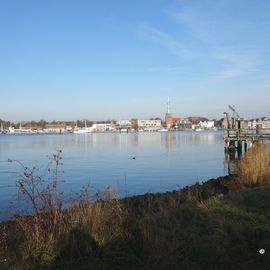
(261, 118), (270, 129)
(92, 123), (113, 132)
(137, 120), (162, 130)
(248, 118), (270, 129)
(116, 120), (132, 129)
(248, 120), (257, 129)
(198, 121), (215, 129)
(43, 124), (66, 133)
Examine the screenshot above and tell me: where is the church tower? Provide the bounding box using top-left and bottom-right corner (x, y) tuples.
(165, 97), (173, 128)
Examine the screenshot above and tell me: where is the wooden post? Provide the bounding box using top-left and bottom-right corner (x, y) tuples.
(244, 141), (247, 152)
(238, 120), (242, 140)
(237, 141), (242, 157)
(224, 139), (230, 152)
(256, 124), (262, 135)
(229, 140), (235, 150)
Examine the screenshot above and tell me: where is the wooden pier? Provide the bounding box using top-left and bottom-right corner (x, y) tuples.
(224, 120), (270, 155)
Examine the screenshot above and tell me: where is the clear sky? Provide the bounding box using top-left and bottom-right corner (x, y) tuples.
(0, 0), (269, 121)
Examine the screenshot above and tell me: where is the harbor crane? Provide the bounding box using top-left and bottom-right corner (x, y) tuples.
(228, 105), (241, 119)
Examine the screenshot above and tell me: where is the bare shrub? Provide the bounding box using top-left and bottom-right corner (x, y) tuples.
(3, 151), (128, 268)
(7, 150), (65, 266)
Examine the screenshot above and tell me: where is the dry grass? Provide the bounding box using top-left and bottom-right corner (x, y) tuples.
(1, 186), (270, 270)
(238, 142), (270, 186)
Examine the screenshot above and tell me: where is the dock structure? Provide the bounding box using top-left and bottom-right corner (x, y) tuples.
(224, 119), (270, 155)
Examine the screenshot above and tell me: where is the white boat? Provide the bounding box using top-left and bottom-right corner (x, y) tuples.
(6, 126), (29, 134)
(195, 128), (203, 132)
(74, 128), (93, 134)
(73, 120), (93, 134)
(159, 128), (168, 132)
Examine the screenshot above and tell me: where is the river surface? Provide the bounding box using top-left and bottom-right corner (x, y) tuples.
(0, 131), (227, 217)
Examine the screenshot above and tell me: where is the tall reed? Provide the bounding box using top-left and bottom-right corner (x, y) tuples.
(238, 142), (270, 186)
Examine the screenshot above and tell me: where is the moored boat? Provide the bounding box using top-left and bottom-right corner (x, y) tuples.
(73, 120), (93, 134)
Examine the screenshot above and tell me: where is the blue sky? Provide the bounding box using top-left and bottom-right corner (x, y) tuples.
(0, 0), (269, 121)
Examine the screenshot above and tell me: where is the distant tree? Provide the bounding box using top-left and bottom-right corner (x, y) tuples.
(76, 120), (82, 128)
(38, 120), (47, 128)
(149, 117), (162, 121)
(216, 118), (224, 128)
(188, 116), (209, 124)
(86, 120), (93, 127)
(0, 119), (10, 129)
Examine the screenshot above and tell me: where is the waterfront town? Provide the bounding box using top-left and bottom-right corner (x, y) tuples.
(1, 101), (270, 134)
(1, 1), (270, 269)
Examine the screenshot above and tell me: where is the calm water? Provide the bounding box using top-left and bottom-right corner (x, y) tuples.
(0, 131), (227, 216)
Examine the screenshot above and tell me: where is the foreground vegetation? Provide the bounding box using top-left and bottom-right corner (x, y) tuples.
(0, 144), (270, 270)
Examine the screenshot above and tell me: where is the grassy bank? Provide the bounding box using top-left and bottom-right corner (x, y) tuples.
(0, 145), (270, 270)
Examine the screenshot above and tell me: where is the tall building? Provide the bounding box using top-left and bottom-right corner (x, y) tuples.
(165, 98), (189, 128)
(165, 98), (173, 128)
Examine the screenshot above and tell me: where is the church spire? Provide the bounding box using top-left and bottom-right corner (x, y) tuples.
(166, 97), (171, 114)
